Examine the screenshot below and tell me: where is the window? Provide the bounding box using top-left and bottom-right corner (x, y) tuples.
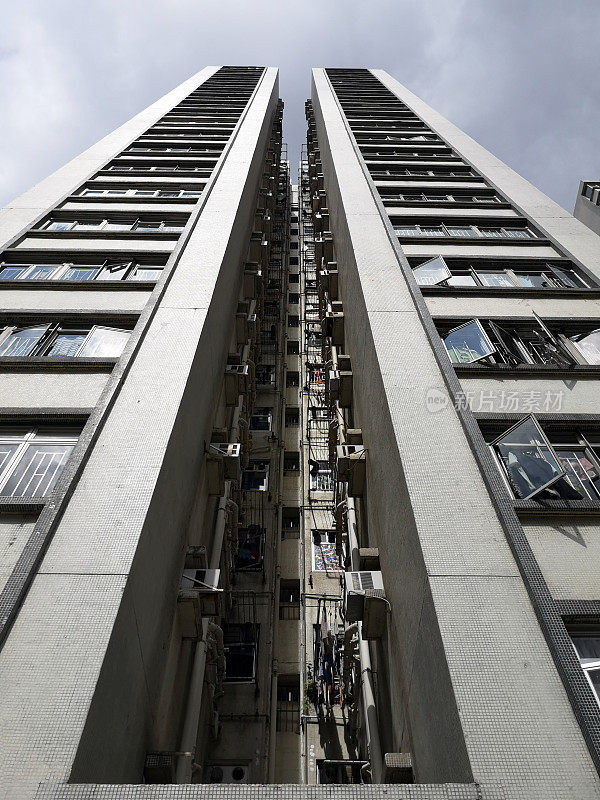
(285, 407), (300, 427)
(256, 364), (276, 386)
(288, 293), (300, 305)
(569, 629), (600, 705)
(0, 426), (79, 498)
(41, 218), (186, 234)
(491, 416), (598, 501)
(412, 256), (452, 287)
(0, 323), (129, 359)
(289, 273), (299, 284)
(443, 320), (497, 364)
(572, 329), (600, 365)
(311, 530), (341, 571)
(282, 506), (300, 538)
(60, 266), (100, 281)
(287, 340), (300, 355)
(309, 460), (334, 492)
(286, 370), (300, 387)
(412, 258), (591, 290)
(279, 581), (300, 620)
(222, 623), (257, 682)
(235, 525), (265, 571)
(276, 676), (300, 733)
(0, 260), (161, 284)
(284, 451), (300, 474)
(440, 316), (600, 368)
(241, 461), (269, 492)
(250, 408), (272, 431)
(396, 223), (535, 240)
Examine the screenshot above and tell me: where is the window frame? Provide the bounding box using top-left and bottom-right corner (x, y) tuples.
(0, 426), (79, 498)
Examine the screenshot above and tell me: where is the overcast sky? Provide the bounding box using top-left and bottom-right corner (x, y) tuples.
(1, 0), (599, 211)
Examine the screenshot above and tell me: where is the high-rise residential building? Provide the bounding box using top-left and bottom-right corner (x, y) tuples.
(1, 65), (600, 800)
(575, 180), (600, 236)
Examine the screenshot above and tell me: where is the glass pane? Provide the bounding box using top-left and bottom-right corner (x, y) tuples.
(96, 262), (131, 281)
(395, 227), (419, 236)
(161, 224), (184, 233)
(25, 265), (60, 280)
(505, 228), (533, 239)
(444, 320), (496, 364)
(135, 222), (161, 231)
(61, 267), (99, 281)
(587, 668), (600, 701)
(479, 228), (503, 238)
(46, 221), (73, 231)
(128, 267), (162, 282)
(0, 443), (20, 478)
(72, 221), (104, 231)
(106, 190), (126, 195)
(420, 226), (444, 237)
(557, 450), (600, 500)
(102, 222), (132, 232)
(45, 333), (87, 357)
(158, 191), (179, 197)
(572, 330), (600, 365)
(0, 326), (48, 357)
(572, 635), (600, 662)
(446, 227), (476, 237)
(0, 267), (29, 280)
(476, 272), (515, 287)
(412, 256), (451, 286)
(447, 274), (477, 287)
(514, 273), (549, 288)
(493, 416), (564, 499)
(78, 327), (129, 358)
(1, 442), (74, 497)
(552, 266), (587, 288)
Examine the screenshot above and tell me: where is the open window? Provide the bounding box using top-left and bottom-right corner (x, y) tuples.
(312, 530), (341, 572)
(235, 525), (265, 572)
(569, 626), (600, 706)
(284, 451), (300, 474)
(249, 407), (272, 431)
(241, 460), (269, 492)
(412, 256), (451, 286)
(443, 320), (496, 364)
(491, 416), (578, 500)
(222, 622), (257, 683)
(571, 329), (600, 365)
(282, 506), (300, 539)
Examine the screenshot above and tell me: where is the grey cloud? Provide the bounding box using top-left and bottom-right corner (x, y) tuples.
(0, 0), (599, 210)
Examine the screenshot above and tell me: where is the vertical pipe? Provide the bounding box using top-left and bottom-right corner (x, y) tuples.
(347, 496), (383, 784)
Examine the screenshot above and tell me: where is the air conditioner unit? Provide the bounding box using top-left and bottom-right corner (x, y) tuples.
(344, 571), (387, 637)
(203, 764), (250, 784)
(336, 444), (366, 496)
(209, 442), (242, 481)
(178, 569), (223, 634)
(243, 264), (262, 300)
(324, 311), (345, 346)
(344, 570), (384, 618)
(224, 364), (249, 405)
(235, 301), (257, 345)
